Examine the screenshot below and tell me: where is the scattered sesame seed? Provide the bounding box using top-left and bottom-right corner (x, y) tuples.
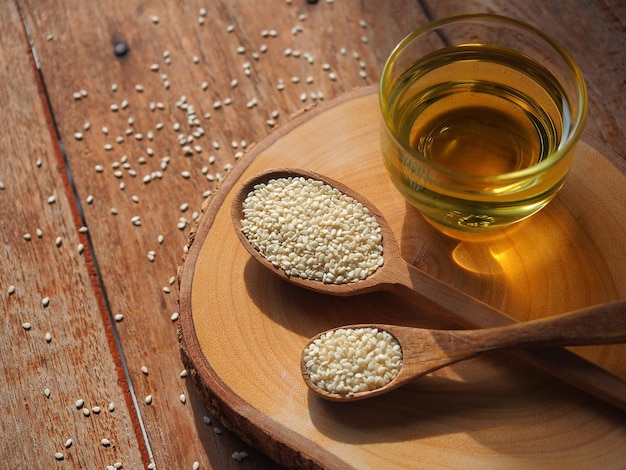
(231, 451), (249, 461)
(141, 366), (148, 375)
(76, 399), (84, 408)
(101, 438), (111, 447)
(114, 313), (124, 322)
(83, 408), (90, 417)
(213, 427), (222, 434)
(74, 132), (84, 140)
(23, 233), (32, 241)
(180, 369), (188, 378)
(55, 452), (64, 461)
(145, 395), (153, 405)
(42, 297), (50, 308)
(109, 402), (115, 412)
(170, 312), (180, 322)
(92, 406), (101, 414)
(22, 322), (31, 330)
(151, 15), (159, 24)
(203, 416), (211, 425)
(65, 439), (73, 448)
(44, 388), (51, 398)
(179, 394), (186, 404)
(45, 332), (52, 343)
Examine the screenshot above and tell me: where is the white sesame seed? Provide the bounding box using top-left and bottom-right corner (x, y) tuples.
(180, 369), (188, 378)
(101, 438), (111, 447)
(304, 327), (402, 395)
(45, 332), (52, 343)
(74, 132), (84, 140)
(145, 395), (153, 405)
(22, 322), (31, 330)
(44, 388), (51, 398)
(55, 452), (64, 461)
(203, 415), (211, 425)
(109, 402), (115, 412)
(179, 394), (186, 404)
(213, 427), (222, 434)
(193, 462), (199, 470)
(92, 406), (101, 414)
(114, 313), (124, 322)
(83, 407), (90, 417)
(76, 399), (84, 408)
(23, 233), (31, 241)
(141, 366), (148, 375)
(170, 312), (180, 321)
(241, 176), (383, 284)
(65, 439), (73, 448)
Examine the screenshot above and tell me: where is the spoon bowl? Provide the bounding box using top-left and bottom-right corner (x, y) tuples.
(301, 300), (626, 402)
(231, 167), (404, 297)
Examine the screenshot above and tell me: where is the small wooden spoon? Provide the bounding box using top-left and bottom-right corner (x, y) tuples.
(301, 300), (626, 401)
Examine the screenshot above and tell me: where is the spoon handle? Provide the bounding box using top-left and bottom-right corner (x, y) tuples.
(467, 300), (626, 352)
(390, 262), (626, 411)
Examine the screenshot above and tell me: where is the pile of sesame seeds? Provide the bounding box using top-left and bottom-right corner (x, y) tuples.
(241, 176), (384, 284)
(303, 327), (403, 395)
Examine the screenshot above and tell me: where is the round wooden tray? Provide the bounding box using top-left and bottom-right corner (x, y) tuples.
(179, 86), (626, 469)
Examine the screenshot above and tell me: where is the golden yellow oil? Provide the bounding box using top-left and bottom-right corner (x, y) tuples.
(381, 44), (573, 229)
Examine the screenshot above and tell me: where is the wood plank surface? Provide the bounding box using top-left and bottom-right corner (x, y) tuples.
(0, 3), (147, 468)
(2, 0), (624, 468)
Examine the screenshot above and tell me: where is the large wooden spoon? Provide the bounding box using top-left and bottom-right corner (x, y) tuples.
(232, 168), (526, 328)
(301, 300), (626, 401)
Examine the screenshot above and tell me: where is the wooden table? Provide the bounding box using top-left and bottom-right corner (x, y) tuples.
(1, 1), (624, 468)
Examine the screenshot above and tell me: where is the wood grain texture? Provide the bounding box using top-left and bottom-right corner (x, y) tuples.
(179, 88), (626, 469)
(3, 0), (624, 468)
(0, 3), (146, 468)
